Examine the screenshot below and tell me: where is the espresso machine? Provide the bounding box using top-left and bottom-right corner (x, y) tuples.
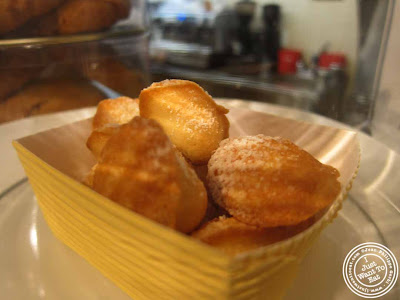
(149, 0), (238, 69)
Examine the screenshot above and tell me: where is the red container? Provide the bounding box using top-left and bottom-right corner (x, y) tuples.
(318, 53), (346, 69)
(278, 49), (302, 74)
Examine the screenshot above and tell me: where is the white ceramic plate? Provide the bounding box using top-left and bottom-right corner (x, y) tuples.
(0, 179), (398, 300)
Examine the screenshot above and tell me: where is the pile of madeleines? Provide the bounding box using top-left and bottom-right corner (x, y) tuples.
(85, 79), (341, 256)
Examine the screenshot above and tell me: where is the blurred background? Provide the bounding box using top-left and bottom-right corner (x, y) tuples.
(0, 0), (399, 152)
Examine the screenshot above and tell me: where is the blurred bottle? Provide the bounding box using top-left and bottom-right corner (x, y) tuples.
(262, 4), (280, 70)
(235, 0), (256, 56)
(316, 52), (348, 120)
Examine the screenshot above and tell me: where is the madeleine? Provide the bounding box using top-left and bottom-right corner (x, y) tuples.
(207, 135), (341, 227)
(139, 80), (229, 164)
(91, 116), (207, 233)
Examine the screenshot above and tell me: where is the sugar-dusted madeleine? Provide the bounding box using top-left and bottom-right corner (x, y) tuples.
(207, 135), (341, 227)
(139, 80), (230, 164)
(92, 97), (139, 130)
(91, 116), (207, 233)
(192, 216), (313, 256)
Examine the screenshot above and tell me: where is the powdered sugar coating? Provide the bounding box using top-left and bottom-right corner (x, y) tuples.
(207, 135), (341, 227)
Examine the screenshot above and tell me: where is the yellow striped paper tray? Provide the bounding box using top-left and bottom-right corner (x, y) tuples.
(13, 107), (360, 300)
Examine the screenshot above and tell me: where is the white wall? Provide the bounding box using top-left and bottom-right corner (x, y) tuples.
(229, 0), (359, 80)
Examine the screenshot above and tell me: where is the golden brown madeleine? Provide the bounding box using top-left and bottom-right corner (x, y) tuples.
(58, 0), (130, 34)
(91, 117), (207, 233)
(92, 97), (139, 130)
(174, 151), (208, 233)
(92, 117), (181, 228)
(139, 80), (230, 165)
(86, 124), (120, 160)
(207, 135), (341, 227)
(0, 0), (65, 34)
(192, 216), (313, 256)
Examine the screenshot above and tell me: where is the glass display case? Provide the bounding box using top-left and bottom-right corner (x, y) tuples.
(0, 0), (149, 124)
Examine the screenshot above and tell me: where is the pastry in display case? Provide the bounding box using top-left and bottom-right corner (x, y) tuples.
(0, 0), (65, 35)
(0, 0), (149, 124)
(0, 0), (132, 37)
(0, 78), (106, 123)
